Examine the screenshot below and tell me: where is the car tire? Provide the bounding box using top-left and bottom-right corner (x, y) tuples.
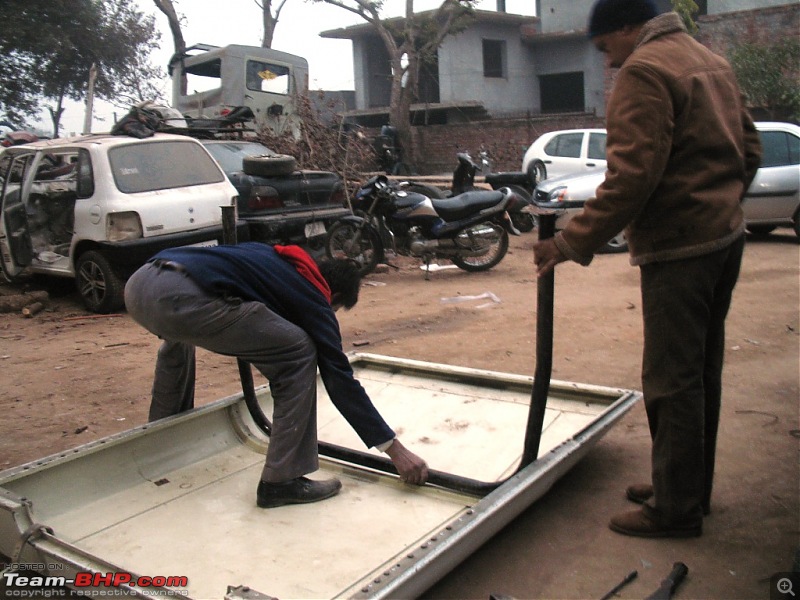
(243, 154), (296, 177)
(76, 250), (126, 314)
(527, 161), (547, 185)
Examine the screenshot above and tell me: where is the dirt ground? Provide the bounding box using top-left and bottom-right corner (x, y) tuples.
(0, 230), (798, 599)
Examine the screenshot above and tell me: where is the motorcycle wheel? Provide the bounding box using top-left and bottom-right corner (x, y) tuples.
(451, 226), (509, 272)
(325, 221), (384, 276)
(510, 211), (536, 233)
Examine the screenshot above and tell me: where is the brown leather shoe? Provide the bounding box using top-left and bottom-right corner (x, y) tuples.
(257, 476), (342, 508)
(626, 483), (654, 504)
(626, 483), (710, 515)
(609, 509), (702, 538)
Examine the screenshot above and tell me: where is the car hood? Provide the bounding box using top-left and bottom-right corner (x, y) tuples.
(536, 168), (606, 194)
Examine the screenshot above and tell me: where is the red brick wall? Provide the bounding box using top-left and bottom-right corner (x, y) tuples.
(695, 3), (800, 56)
(411, 113), (605, 174)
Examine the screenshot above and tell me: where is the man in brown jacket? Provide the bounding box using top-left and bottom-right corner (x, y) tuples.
(534, 0), (762, 537)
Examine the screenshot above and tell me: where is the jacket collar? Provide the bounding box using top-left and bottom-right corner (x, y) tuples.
(635, 12), (687, 49)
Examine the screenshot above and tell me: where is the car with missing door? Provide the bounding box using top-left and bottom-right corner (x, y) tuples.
(0, 133), (245, 313)
(532, 122), (800, 251)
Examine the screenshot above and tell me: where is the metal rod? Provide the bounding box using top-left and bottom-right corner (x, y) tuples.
(521, 212), (556, 465)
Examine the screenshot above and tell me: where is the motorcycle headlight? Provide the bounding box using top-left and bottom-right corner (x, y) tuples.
(106, 211), (143, 242)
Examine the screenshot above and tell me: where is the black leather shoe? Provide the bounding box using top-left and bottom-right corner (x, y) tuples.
(257, 477), (342, 508)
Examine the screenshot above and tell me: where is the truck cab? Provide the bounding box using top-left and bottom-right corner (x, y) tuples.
(169, 44), (309, 136)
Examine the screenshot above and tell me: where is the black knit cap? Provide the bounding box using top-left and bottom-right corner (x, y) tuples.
(587, 0), (660, 38)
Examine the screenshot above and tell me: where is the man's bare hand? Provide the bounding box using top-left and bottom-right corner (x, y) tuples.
(385, 439), (429, 485)
(533, 237), (567, 277)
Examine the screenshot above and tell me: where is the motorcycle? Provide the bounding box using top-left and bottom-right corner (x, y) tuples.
(325, 175), (524, 276)
(404, 151), (537, 233)
(373, 125), (413, 175)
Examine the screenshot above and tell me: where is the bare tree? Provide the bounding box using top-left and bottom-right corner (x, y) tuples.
(153, 0), (187, 94)
(253, 0), (291, 48)
(312, 0), (477, 169)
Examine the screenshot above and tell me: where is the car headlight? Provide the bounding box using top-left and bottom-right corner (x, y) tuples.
(106, 212), (143, 241)
(548, 186), (570, 202)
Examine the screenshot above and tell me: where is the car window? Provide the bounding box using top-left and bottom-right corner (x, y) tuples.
(246, 60), (291, 95)
(109, 140), (225, 194)
(587, 132), (607, 160)
(545, 133), (583, 158)
(759, 130), (800, 168)
(204, 142), (275, 173)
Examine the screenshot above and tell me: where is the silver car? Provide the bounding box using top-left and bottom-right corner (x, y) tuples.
(533, 121), (800, 251)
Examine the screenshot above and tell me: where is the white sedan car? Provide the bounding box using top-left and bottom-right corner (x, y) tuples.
(521, 128), (607, 185)
(532, 122), (800, 252)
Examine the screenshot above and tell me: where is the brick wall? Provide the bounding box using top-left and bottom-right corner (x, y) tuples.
(695, 3), (800, 56)
(410, 113), (604, 174)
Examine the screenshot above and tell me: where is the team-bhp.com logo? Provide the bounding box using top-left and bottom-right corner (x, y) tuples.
(2, 569), (189, 597)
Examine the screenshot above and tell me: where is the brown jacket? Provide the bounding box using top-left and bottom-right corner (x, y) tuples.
(556, 12), (762, 266)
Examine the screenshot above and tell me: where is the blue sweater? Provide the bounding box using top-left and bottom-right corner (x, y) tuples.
(152, 242), (394, 448)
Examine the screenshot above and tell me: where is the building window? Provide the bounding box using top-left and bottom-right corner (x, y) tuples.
(483, 39), (506, 78)
(539, 72), (585, 113)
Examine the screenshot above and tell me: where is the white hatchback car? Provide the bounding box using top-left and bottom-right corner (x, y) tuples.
(532, 122), (800, 251)
(521, 128), (607, 185)
(0, 133), (244, 313)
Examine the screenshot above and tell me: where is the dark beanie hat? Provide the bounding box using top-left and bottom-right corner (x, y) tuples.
(588, 0), (660, 38)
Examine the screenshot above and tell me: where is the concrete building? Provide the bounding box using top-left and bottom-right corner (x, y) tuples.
(321, 1), (798, 128)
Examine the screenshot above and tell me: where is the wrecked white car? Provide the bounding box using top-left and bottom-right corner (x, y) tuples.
(0, 133), (244, 313)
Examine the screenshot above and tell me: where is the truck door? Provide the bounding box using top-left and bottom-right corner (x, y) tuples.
(0, 151), (35, 278)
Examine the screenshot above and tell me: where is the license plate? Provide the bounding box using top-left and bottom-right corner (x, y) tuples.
(305, 221), (326, 238)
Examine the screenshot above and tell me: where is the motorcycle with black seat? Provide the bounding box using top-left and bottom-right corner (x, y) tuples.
(404, 152), (537, 233)
(325, 175), (525, 275)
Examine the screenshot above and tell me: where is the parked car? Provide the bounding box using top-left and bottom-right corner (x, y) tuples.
(740, 121), (800, 238)
(532, 122), (800, 251)
(521, 128), (607, 185)
(0, 133), (246, 313)
(200, 140), (350, 248)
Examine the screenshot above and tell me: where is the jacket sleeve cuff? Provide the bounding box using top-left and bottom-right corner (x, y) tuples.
(554, 232), (594, 266)
(375, 437), (396, 452)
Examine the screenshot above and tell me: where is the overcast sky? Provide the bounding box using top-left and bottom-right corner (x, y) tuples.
(53, 0), (535, 135)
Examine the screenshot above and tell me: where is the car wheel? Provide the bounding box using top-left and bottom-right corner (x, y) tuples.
(527, 161), (547, 185)
(746, 224), (777, 237)
(598, 231), (628, 254)
(243, 154), (296, 177)
(76, 250), (125, 314)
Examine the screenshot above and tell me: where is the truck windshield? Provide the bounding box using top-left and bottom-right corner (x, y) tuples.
(109, 140), (225, 194)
